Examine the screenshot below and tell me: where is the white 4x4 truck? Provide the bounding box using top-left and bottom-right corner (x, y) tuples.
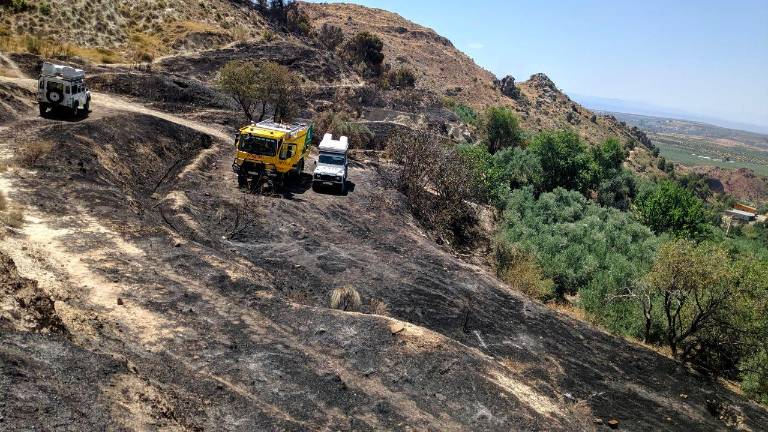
(313, 133), (349, 193)
(37, 62), (91, 118)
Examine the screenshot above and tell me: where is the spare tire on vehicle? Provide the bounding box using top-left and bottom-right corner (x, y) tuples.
(46, 89), (63, 105)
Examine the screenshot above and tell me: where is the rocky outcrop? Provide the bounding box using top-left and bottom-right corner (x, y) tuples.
(495, 75), (522, 99)
(528, 73), (558, 92)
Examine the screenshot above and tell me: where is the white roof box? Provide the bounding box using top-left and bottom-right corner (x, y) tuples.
(41, 62), (85, 80)
(318, 133), (349, 154)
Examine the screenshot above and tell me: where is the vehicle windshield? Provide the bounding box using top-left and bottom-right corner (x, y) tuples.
(319, 154), (345, 165)
(239, 135), (278, 156)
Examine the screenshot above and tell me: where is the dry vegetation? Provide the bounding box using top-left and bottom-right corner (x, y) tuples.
(0, 191), (23, 230)
(15, 140), (52, 167)
(0, 0), (269, 63)
(329, 286), (362, 311)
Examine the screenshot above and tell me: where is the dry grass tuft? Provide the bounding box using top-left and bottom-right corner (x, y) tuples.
(329, 286), (361, 312)
(16, 141), (53, 167)
(369, 298), (389, 316)
(548, 301), (588, 322)
(495, 243), (554, 300)
(0, 192), (24, 229)
(566, 399), (597, 432)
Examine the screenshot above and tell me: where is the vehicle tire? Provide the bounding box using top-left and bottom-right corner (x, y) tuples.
(312, 182), (319, 192)
(71, 104), (79, 118)
(339, 181), (346, 194)
(46, 89), (63, 105)
(237, 174), (247, 188)
(38, 104), (47, 117)
(83, 99), (90, 116)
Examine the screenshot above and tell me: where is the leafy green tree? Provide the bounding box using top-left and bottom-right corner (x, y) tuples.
(635, 180), (710, 238)
(642, 241), (768, 401)
(483, 107), (524, 153)
(215, 60), (261, 120)
(216, 60), (300, 122)
(592, 137), (627, 181)
(645, 240), (734, 359)
(527, 130), (593, 193)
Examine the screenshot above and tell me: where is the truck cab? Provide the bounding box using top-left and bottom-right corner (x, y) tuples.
(232, 120), (313, 189)
(313, 133), (349, 193)
(37, 62), (91, 118)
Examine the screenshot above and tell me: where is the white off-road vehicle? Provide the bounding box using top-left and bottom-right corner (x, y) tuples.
(37, 62), (91, 118)
(313, 133), (349, 193)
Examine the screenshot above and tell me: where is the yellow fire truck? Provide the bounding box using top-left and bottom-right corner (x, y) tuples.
(232, 120), (314, 190)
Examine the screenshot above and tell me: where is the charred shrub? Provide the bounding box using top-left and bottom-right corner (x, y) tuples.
(318, 24), (344, 50)
(383, 67), (416, 90)
(384, 131), (480, 247)
(314, 111), (374, 148)
(342, 32), (385, 77)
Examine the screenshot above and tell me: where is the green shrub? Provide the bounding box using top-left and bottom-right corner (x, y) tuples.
(453, 104), (478, 126)
(38, 1), (51, 15)
(483, 106), (524, 153)
(596, 170), (637, 211)
(634, 180), (711, 239)
(527, 130), (593, 193)
(498, 187), (658, 299)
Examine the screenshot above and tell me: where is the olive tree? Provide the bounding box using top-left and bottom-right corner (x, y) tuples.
(216, 60), (301, 122)
(645, 240), (734, 360)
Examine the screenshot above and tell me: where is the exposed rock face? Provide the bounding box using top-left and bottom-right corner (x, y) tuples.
(495, 75), (521, 99)
(528, 73), (558, 92)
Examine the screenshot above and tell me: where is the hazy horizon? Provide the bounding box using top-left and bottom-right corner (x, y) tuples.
(307, 0), (768, 130)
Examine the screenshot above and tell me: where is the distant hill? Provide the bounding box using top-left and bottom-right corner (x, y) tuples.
(608, 112), (768, 151)
(573, 94), (768, 135)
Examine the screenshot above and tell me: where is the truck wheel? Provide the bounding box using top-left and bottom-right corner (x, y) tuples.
(38, 104), (47, 117)
(312, 182), (319, 192)
(237, 174), (247, 188)
(71, 104), (79, 118)
(339, 181), (346, 194)
(83, 99), (90, 116)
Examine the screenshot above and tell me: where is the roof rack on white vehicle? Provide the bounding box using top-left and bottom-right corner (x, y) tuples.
(40, 62), (85, 80)
(318, 133), (349, 154)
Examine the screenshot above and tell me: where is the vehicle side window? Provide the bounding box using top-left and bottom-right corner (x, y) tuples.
(287, 144), (296, 158)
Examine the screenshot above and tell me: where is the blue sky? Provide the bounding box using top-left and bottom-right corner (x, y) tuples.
(308, 0), (768, 130)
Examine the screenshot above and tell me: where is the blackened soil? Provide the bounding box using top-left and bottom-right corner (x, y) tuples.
(0, 77), (766, 431)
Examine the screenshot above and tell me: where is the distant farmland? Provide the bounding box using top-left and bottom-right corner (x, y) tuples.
(606, 112), (768, 176)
